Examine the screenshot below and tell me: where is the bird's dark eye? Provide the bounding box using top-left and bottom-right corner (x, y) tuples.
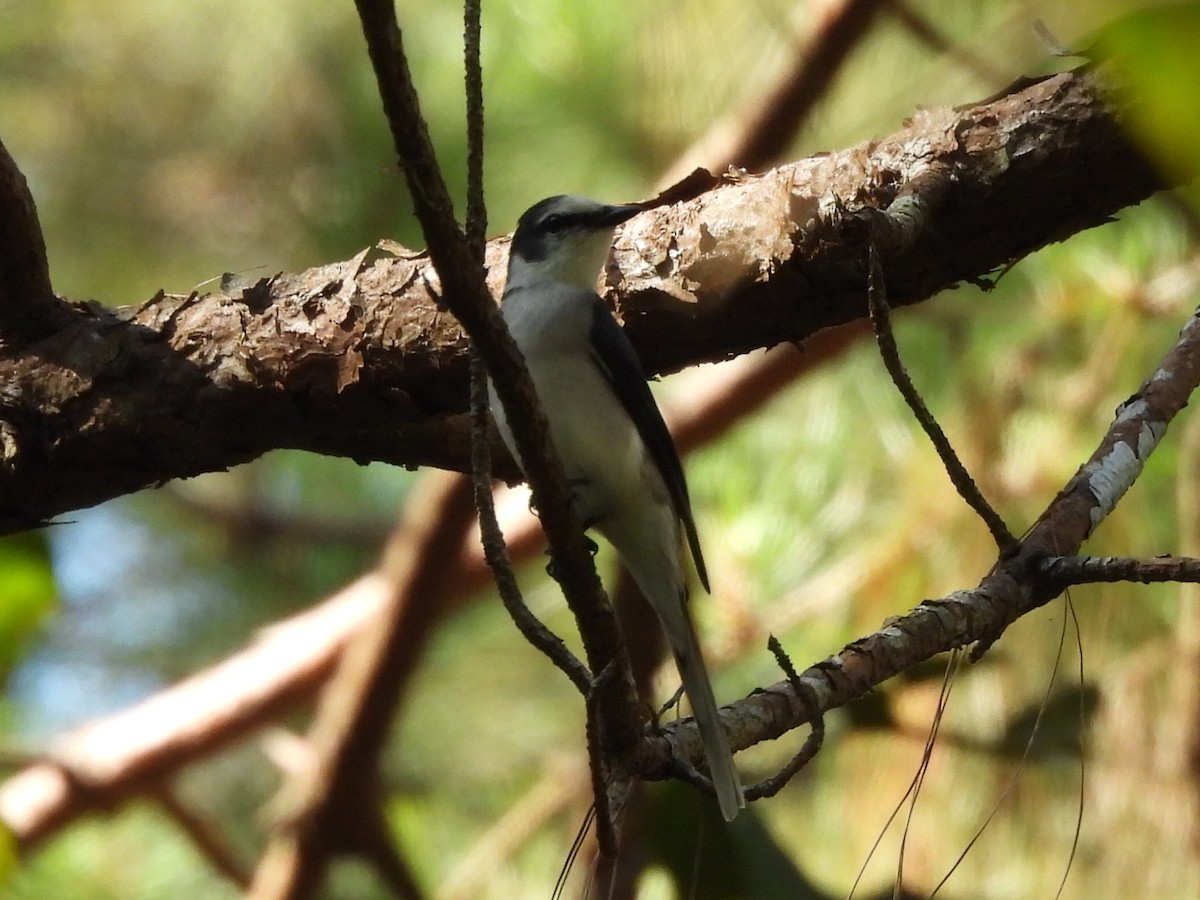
(542, 214), (566, 233)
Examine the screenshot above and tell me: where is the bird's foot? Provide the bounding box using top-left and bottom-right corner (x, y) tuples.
(542, 534), (599, 578)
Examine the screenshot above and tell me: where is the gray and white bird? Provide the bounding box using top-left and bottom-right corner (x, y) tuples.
(488, 195), (745, 821)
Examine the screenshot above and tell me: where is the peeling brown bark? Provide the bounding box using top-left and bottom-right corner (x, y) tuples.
(0, 71), (1165, 533)
(0, 248), (508, 531)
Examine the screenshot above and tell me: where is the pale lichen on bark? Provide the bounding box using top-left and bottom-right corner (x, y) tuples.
(1082, 398), (1168, 533)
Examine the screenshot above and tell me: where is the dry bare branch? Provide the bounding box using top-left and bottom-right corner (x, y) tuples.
(866, 242), (1018, 553)
(1038, 554), (1200, 587)
(641, 303), (1200, 784)
(248, 471), (472, 899)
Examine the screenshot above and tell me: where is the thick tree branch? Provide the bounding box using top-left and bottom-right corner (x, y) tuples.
(0, 70), (1165, 533)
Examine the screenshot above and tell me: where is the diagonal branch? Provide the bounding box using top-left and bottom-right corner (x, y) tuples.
(867, 243), (1018, 553)
(0, 70), (1167, 533)
(661, 0), (888, 182)
(0, 574), (388, 848)
(155, 787), (252, 889)
(248, 471), (472, 899)
(642, 302), (1200, 781)
(470, 355), (590, 692)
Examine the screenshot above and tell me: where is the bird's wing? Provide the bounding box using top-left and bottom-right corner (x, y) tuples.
(586, 296), (709, 592)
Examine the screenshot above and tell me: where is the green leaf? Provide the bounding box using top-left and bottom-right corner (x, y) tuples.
(0, 533), (57, 679)
(642, 781), (826, 899)
(0, 823), (17, 890)
(1092, 1), (1200, 184)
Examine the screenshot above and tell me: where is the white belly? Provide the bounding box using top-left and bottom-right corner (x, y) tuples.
(492, 352), (652, 527)
(487, 299), (685, 598)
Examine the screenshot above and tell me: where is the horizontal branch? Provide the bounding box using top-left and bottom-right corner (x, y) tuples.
(1038, 554), (1200, 587)
(0, 70), (1165, 532)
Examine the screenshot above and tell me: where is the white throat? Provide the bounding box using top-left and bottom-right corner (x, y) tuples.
(505, 230), (617, 295)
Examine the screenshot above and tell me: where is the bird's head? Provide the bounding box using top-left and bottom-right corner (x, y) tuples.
(506, 195), (641, 293)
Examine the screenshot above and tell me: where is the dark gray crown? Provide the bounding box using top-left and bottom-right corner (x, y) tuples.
(510, 195), (639, 262)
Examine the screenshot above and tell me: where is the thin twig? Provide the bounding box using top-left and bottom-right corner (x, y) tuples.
(1054, 596), (1086, 900)
(352, 0), (637, 737)
(155, 786), (252, 889)
(845, 650), (959, 900)
(744, 637), (824, 800)
(463, 0), (485, 257)
(462, 0), (597, 689)
(895, 649), (960, 899)
(1038, 554), (1200, 587)
(352, 0), (642, 846)
(928, 591), (1074, 897)
(586, 662), (620, 859)
(866, 243), (1019, 555)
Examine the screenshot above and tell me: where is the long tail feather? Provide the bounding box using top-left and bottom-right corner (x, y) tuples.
(668, 607), (745, 821)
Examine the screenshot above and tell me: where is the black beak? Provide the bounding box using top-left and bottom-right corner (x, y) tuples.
(598, 204), (642, 227)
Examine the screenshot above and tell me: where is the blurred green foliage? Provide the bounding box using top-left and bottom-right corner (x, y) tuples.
(2, 0), (1200, 897)
(0, 534), (55, 680)
(1093, 1), (1200, 186)
(4, 803), (241, 900)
